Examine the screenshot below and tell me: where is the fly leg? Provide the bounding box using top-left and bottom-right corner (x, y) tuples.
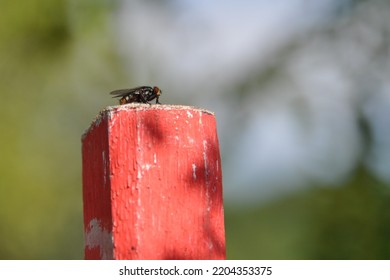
(139, 93), (151, 105)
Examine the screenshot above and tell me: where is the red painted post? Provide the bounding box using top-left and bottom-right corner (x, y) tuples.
(82, 104), (225, 259)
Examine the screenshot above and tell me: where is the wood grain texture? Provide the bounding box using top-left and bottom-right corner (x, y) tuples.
(82, 104), (225, 259)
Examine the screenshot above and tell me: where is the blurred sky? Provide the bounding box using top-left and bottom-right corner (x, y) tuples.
(115, 0), (340, 91)
(111, 0), (390, 203)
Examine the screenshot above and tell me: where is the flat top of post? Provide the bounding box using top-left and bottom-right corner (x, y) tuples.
(105, 104), (214, 115)
(82, 104), (215, 140)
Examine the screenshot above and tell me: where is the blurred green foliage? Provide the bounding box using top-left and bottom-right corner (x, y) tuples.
(0, 0), (119, 259)
(226, 167), (390, 259)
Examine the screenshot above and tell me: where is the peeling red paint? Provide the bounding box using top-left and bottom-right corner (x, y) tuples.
(82, 105), (225, 260)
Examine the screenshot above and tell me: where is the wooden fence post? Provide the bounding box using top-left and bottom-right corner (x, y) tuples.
(81, 104), (226, 259)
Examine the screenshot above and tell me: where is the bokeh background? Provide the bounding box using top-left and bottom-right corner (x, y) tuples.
(1, 0), (390, 259)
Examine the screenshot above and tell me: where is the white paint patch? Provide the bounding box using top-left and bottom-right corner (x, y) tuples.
(192, 163), (197, 180)
(186, 110), (193, 118)
(85, 218), (114, 259)
(187, 136), (194, 145)
(203, 140), (209, 178)
(153, 153), (157, 164)
(199, 112), (203, 125)
(142, 163), (152, 171)
(107, 111), (117, 133)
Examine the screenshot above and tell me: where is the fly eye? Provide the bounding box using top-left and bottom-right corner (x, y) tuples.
(153, 86), (161, 96)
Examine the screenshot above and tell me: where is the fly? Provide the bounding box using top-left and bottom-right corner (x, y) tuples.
(110, 86), (162, 105)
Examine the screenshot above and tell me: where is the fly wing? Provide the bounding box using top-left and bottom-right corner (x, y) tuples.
(109, 86), (152, 98)
(110, 89), (134, 98)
